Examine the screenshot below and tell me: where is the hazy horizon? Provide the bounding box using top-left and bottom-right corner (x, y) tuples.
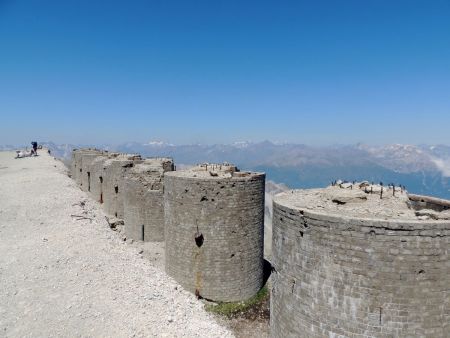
(2, 139), (450, 149)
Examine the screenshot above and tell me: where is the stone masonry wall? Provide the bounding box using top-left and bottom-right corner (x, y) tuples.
(72, 149), (103, 187)
(80, 152), (109, 193)
(271, 196), (450, 338)
(164, 170), (266, 302)
(123, 158), (174, 242)
(88, 155), (109, 204)
(102, 155), (141, 219)
(408, 194), (450, 212)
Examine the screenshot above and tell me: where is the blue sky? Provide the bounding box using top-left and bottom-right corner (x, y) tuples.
(0, 0), (449, 145)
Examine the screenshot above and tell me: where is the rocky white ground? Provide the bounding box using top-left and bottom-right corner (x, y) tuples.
(0, 151), (233, 338)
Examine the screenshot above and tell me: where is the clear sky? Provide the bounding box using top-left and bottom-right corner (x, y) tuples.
(0, 0), (449, 146)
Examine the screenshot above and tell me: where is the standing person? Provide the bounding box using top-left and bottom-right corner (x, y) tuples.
(31, 141), (38, 156)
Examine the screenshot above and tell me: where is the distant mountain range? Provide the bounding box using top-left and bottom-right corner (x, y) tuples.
(114, 141), (450, 199)
(3, 140), (450, 199)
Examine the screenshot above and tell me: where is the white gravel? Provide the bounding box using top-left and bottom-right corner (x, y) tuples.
(0, 151), (233, 338)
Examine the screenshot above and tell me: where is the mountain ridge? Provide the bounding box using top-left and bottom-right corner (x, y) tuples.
(3, 140), (450, 199)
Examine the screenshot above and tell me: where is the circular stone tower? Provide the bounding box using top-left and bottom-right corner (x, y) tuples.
(71, 148), (102, 186)
(88, 152), (120, 204)
(271, 184), (450, 338)
(123, 158), (174, 242)
(102, 154), (142, 219)
(164, 164), (265, 302)
(80, 151), (110, 192)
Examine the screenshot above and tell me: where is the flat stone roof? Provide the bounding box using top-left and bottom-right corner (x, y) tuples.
(165, 163), (263, 179)
(130, 158), (171, 171)
(275, 183), (450, 221)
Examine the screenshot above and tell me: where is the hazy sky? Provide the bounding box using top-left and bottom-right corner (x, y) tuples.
(1, 1), (449, 145)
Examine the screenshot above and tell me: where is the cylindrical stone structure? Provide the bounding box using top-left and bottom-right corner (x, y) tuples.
(123, 158), (174, 242)
(88, 153), (120, 203)
(164, 164), (265, 302)
(80, 151), (110, 192)
(70, 149), (77, 179)
(271, 184), (450, 338)
(71, 148), (102, 187)
(102, 154), (141, 218)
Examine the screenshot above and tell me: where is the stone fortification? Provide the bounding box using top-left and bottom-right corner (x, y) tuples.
(123, 158), (174, 242)
(271, 184), (450, 338)
(87, 153), (119, 204)
(164, 164), (265, 302)
(408, 193), (450, 212)
(71, 149), (102, 186)
(102, 154), (142, 218)
(80, 151), (114, 192)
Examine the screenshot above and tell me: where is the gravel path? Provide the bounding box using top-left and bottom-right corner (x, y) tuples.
(0, 151), (233, 338)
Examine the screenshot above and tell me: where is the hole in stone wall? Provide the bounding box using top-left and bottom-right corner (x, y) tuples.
(99, 176), (103, 183)
(195, 233), (204, 247)
(142, 224), (145, 241)
(200, 196), (208, 202)
(115, 186), (119, 194)
(418, 269), (425, 274)
(80, 168), (82, 173)
(100, 193), (103, 204)
(299, 231), (304, 237)
(332, 199), (346, 205)
(87, 172), (91, 192)
(115, 212), (118, 217)
(230, 253), (235, 258)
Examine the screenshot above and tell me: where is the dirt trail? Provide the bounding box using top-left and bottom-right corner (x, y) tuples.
(0, 151), (233, 338)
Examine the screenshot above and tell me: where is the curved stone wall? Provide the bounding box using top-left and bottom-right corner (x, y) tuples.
(271, 193), (450, 338)
(72, 149), (101, 186)
(408, 193), (450, 212)
(123, 158), (174, 242)
(102, 155), (141, 218)
(164, 169), (265, 302)
(87, 153), (119, 204)
(80, 152), (108, 192)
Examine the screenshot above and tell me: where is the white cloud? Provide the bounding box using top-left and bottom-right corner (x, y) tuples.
(431, 158), (450, 177)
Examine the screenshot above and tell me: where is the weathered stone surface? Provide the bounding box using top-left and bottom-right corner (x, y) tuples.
(164, 164), (265, 302)
(71, 149), (102, 187)
(102, 154), (141, 219)
(123, 158), (174, 242)
(327, 189), (367, 204)
(86, 152), (121, 204)
(271, 189), (450, 338)
(415, 209), (441, 220)
(80, 152), (109, 192)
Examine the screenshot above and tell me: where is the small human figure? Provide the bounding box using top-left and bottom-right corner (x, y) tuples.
(31, 141), (38, 156)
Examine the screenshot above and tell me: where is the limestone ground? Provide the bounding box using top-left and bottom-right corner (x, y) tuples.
(0, 151), (232, 338)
